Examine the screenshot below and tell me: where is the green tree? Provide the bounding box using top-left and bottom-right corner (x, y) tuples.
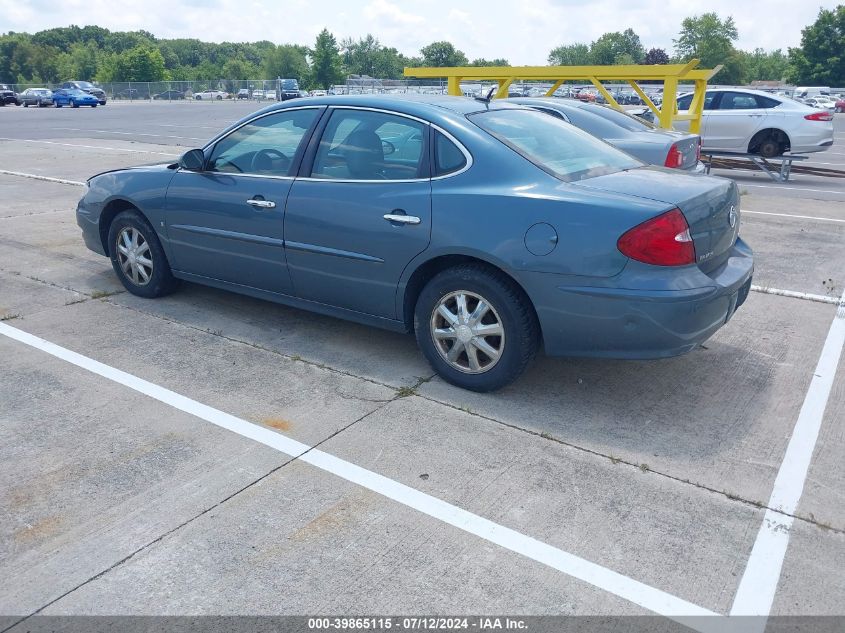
(222, 55), (258, 80)
(310, 28), (343, 89)
(644, 47), (670, 64)
(263, 44), (309, 81)
(419, 41), (468, 67)
(98, 45), (169, 82)
(547, 43), (590, 66)
(740, 48), (789, 82)
(787, 6), (845, 85)
(674, 12), (746, 83)
(590, 29), (645, 65)
(56, 42), (99, 80)
(469, 58), (510, 67)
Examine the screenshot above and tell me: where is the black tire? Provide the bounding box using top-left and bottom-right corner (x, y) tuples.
(757, 137), (780, 158)
(107, 210), (178, 298)
(23, 103), (28, 107)
(92, 103), (97, 108)
(414, 264), (540, 392)
(71, 100), (79, 108)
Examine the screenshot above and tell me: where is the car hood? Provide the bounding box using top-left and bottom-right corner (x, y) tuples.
(88, 162), (174, 183)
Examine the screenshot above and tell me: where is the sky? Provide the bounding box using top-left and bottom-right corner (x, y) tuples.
(0, 0), (840, 64)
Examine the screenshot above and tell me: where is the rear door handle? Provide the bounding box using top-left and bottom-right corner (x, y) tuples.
(383, 213), (421, 225)
(246, 198), (276, 209)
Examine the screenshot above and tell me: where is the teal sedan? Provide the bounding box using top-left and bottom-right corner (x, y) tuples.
(76, 95), (753, 391)
(53, 88), (99, 108)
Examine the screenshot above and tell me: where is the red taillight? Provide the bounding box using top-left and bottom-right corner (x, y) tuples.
(617, 208), (695, 266)
(664, 143), (684, 168)
(804, 111), (833, 121)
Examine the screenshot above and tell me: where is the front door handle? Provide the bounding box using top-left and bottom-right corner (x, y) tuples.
(383, 213), (421, 225)
(247, 198), (276, 209)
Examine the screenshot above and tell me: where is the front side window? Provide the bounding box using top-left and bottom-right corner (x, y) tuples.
(208, 108), (318, 176)
(311, 109), (427, 180)
(470, 108), (640, 182)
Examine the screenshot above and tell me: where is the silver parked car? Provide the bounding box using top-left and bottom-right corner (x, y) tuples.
(509, 97), (703, 173)
(18, 88), (53, 107)
(675, 88), (834, 157)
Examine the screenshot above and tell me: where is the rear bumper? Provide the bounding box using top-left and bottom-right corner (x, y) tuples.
(525, 237), (754, 359)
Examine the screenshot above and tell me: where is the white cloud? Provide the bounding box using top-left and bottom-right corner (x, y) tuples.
(363, 0), (425, 26)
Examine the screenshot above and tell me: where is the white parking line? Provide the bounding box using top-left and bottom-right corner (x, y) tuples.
(0, 321), (719, 626)
(0, 169), (84, 186)
(730, 289), (845, 622)
(742, 210), (845, 223)
(750, 286), (842, 305)
(51, 127), (205, 141)
(739, 183), (845, 195)
(0, 137), (178, 156)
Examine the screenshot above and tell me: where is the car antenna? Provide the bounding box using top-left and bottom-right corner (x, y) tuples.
(474, 87), (496, 105)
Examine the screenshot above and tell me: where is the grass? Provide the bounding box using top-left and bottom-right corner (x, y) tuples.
(394, 385), (416, 398)
(90, 289), (120, 299)
(0, 313), (21, 321)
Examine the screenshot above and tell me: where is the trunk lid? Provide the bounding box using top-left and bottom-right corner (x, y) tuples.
(575, 167), (740, 273)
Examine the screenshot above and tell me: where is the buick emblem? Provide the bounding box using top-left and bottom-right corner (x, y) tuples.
(728, 205), (737, 228)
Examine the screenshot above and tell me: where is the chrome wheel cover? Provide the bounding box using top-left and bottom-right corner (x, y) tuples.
(116, 227), (153, 286)
(430, 290), (505, 374)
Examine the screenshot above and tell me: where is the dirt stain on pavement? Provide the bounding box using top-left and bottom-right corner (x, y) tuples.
(262, 417), (293, 432)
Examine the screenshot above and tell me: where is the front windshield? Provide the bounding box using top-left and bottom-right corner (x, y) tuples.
(282, 79), (299, 90)
(470, 108), (641, 182)
(76, 81), (94, 89)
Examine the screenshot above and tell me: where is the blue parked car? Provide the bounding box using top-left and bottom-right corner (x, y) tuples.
(53, 88), (99, 108)
(76, 95), (753, 391)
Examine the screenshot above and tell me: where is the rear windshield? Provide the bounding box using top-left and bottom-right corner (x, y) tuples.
(579, 103), (655, 131)
(470, 109), (641, 182)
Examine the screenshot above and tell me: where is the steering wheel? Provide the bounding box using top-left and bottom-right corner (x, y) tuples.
(250, 148), (290, 173)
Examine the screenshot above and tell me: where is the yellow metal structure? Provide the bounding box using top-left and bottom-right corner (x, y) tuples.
(404, 61), (722, 134)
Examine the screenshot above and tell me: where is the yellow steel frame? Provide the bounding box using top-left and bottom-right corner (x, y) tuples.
(405, 61), (722, 133)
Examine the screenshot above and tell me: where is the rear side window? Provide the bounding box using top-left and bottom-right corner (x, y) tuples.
(434, 131), (467, 176)
(718, 92), (772, 110)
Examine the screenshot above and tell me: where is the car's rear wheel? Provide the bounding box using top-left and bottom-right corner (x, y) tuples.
(414, 264), (539, 392)
(71, 100), (79, 108)
(758, 137), (780, 158)
(107, 211), (178, 298)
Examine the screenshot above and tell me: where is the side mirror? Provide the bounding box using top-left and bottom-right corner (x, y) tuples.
(179, 149), (205, 171)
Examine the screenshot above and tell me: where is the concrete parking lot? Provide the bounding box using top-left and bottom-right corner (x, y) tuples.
(0, 101), (843, 631)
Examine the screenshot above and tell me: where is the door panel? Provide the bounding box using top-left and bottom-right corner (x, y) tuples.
(164, 107), (321, 294)
(165, 172), (294, 293)
(704, 91), (767, 152)
(284, 108), (432, 319)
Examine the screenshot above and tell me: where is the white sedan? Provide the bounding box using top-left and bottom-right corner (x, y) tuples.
(675, 88), (834, 157)
(194, 90), (229, 100)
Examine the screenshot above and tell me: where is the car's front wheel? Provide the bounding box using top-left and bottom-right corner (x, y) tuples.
(107, 211), (178, 298)
(414, 264), (540, 392)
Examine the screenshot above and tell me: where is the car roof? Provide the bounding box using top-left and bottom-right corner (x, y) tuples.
(258, 94), (527, 125)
